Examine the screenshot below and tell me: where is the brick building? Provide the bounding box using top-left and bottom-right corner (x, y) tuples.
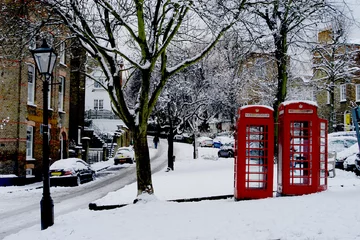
(0, 37), (75, 179)
(0, 2), (86, 180)
(313, 29), (360, 131)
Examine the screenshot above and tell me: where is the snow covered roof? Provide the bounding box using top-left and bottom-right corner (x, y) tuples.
(281, 100), (318, 107)
(50, 158), (87, 170)
(239, 105), (274, 111)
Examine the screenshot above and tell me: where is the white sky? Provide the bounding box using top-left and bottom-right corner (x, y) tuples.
(3, 141), (360, 240)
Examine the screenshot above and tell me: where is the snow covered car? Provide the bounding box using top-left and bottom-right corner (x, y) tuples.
(173, 134), (184, 142)
(213, 136), (234, 149)
(355, 154), (360, 176)
(49, 158), (96, 187)
(335, 143), (359, 169)
(328, 136), (357, 153)
(196, 137), (214, 147)
(343, 154), (357, 171)
(218, 142), (234, 158)
(114, 147), (135, 164)
(328, 131), (357, 138)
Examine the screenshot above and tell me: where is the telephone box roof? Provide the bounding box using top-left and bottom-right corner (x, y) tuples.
(239, 105), (274, 111)
(281, 100), (318, 107)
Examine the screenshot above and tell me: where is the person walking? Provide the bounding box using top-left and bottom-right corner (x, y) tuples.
(153, 135), (160, 149)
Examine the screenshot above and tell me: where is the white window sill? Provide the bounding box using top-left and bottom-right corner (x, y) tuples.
(26, 157), (36, 161)
(59, 110), (66, 114)
(59, 62), (67, 68)
(27, 103), (37, 107)
(340, 100), (347, 103)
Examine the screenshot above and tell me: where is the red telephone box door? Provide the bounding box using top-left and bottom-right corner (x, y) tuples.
(277, 101), (327, 196)
(289, 121), (312, 186)
(235, 106), (274, 200)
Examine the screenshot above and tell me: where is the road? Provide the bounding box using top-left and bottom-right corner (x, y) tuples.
(0, 143), (167, 239)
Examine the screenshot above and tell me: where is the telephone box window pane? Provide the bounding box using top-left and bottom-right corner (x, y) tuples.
(245, 124), (268, 189)
(290, 121), (312, 185)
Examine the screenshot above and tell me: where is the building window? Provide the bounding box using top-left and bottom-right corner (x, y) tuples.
(58, 76), (65, 111)
(340, 84), (346, 102)
(60, 42), (65, 64)
(26, 126), (34, 159)
(356, 85), (360, 102)
(27, 64), (35, 105)
(326, 91), (330, 104)
(94, 78), (105, 88)
(94, 99), (104, 110)
(28, 38), (36, 50)
(255, 58), (266, 78)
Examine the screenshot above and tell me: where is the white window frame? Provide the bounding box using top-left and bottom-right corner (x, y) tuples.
(340, 84), (346, 102)
(255, 58), (266, 78)
(58, 76), (65, 111)
(94, 78), (105, 89)
(94, 99), (99, 110)
(99, 99), (104, 110)
(60, 42), (66, 64)
(27, 64), (36, 105)
(48, 77), (52, 109)
(356, 84), (360, 102)
(26, 126), (34, 160)
(326, 91), (330, 104)
(94, 99), (104, 110)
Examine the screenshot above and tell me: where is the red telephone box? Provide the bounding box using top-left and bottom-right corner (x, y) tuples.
(234, 105), (274, 200)
(277, 101), (327, 196)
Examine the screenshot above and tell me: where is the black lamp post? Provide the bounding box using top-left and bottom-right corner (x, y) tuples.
(31, 39), (57, 230)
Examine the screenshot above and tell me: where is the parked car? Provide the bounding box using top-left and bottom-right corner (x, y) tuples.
(173, 134), (184, 142)
(114, 147), (135, 165)
(328, 131), (357, 138)
(343, 153), (357, 171)
(328, 136), (357, 153)
(335, 143), (359, 169)
(196, 137), (214, 147)
(355, 154), (360, 176)
(50, 158), (96, 187)
(213, 136), (234, 149)
(218, 142), (234, 158)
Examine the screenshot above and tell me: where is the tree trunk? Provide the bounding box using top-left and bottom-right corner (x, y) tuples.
(167, 103), (174, 170)
(133, 124), (154, 196)
(272, 30), (288, 161)
(329, 84), (335, 133)
(167, 124), (174, 171)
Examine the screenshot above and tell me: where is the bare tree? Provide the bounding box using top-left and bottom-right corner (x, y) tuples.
(249, 0), (336, 122)
(39, 0), (248, 198)
(312, 16), (360, 132)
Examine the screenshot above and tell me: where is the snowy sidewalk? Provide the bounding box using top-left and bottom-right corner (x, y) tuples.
(4, 142), (360, 240)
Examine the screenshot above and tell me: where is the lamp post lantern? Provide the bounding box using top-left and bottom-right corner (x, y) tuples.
(31, 38), (57, 230)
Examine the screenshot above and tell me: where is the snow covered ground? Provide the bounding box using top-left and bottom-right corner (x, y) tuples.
(4, 142), (360, 240)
